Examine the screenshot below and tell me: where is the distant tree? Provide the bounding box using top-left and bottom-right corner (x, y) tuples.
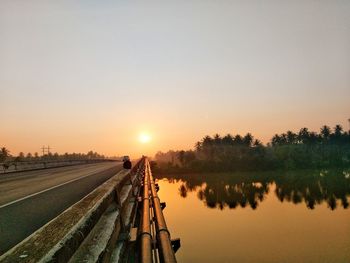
(213, 134), (221, 145)
(280, 133), (288, 144)
(13, 154), (23, 170)
(184, 151), (196, 164)
(286, 131), (297, 144)
(201, 136), (214, 160)
(0, 147), (10, 162)
(334, 124), (343, 136)
(298, 128), (310, 144)
(202, 136), (213, 147)
(177, 150), (186, 166)
(195, 141), (202, 151)
(18, 152), (25, 160)
(271, 134), (281, 146)
(233, 135), (243, 145)
(243, 133), (253, 147)
(222, 134), (234, 146)
(87, 151), (94, 158)
(253, 139), (263, 147)
(308, 132), (320, 144)
(320, 125), (331, 141)
(331, 124), (344, 144)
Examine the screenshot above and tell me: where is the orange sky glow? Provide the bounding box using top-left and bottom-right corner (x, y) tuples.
(1, 1), (349, 158)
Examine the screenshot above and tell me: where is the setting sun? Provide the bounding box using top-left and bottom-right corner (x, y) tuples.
(139, 133), (151, 144)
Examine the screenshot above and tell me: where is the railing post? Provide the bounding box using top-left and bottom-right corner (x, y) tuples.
(115, 186), (127, 233)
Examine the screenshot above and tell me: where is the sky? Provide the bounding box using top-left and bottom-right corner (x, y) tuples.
(1, 1), (349, 158)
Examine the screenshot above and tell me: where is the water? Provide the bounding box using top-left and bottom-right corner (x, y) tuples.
(155, 169), (350, 263)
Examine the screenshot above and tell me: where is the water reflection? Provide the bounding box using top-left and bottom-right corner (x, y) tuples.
(155, 169), (350, 210)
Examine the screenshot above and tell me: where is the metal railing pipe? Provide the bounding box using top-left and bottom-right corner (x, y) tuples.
(147, 160), (177, 263)
(139, 160), (153, 263)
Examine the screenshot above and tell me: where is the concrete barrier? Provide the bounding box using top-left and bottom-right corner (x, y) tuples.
(0, 159), (119, 174)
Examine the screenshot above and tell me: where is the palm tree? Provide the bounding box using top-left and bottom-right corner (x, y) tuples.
(194, 141), (202, 152)
(202, 136), (213, 147)
(201, 136), (215, 160)
(233, 135), (243, 146)
(320, 125), (331, 141)
(308, 132), (319, 144)
(253, 139), (263, 147)
(222, 134), (234, 146)
(298, 128), (310, 144)
(286, 131), (297, 144)
(280, 133), (288, 144)
(243, 133), (253, 147)
(213, 134), (221, 145)
(271, 134), (281, 146)
(331, 124), (344, 144)
(334, 124), (343, 137)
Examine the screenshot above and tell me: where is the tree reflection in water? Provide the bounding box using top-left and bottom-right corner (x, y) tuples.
(155, 169), (350, 210)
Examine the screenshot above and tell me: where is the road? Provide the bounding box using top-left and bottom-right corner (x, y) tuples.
(0, 162), (122, 255)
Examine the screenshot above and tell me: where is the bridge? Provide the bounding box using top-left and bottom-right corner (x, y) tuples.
(0, 157), (180, 263)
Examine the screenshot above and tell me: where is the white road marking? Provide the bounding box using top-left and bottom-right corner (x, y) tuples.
(0, 167), (117, 209)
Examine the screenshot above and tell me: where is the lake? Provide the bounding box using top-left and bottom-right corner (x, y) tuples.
(155, 169), (350, 263)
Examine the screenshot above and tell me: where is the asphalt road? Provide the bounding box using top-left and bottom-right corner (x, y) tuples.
(0, 162), (122, 255)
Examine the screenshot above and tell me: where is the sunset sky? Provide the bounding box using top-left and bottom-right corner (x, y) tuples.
(1, 1), (349, 158)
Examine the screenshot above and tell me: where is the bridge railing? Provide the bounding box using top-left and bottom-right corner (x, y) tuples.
(148, 161), (178, 263)
(132, 158), (179, 263)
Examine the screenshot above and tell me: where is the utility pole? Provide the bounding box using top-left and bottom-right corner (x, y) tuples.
(41, 145), (52, 156)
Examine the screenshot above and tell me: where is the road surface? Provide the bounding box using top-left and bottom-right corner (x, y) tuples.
(0, 162), (122, 254)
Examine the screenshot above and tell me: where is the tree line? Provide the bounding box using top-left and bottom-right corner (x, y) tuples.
(154, 124), (350, 172)
(0, 148), (107, 163)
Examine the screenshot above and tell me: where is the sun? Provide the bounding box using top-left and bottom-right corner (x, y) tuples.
(139, 132), (151, 144)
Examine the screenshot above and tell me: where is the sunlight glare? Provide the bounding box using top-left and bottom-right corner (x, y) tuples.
(139, 133), (151, 144)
